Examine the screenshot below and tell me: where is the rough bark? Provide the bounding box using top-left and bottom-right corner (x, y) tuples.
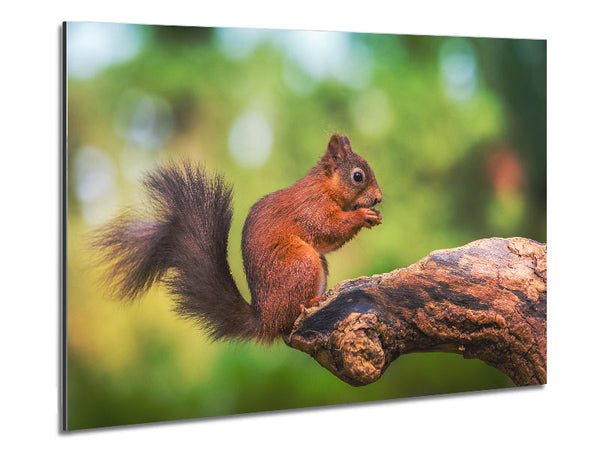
(285, 237), (546, 387)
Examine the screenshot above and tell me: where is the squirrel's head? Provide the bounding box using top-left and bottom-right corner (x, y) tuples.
(320, 134), (383, 211)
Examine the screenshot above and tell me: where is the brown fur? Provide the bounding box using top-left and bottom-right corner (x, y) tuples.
(243, 134), (382, 340)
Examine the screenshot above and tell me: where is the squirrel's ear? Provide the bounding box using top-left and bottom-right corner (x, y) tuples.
(325, 134), (352, 163)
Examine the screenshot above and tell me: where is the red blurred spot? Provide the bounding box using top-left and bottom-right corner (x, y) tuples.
(486, 146), (524, 195)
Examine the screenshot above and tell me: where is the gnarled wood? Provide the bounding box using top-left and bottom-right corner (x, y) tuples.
(285, 237), (546, 387)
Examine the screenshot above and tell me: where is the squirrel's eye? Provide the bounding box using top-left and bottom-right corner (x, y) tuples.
(353, 171), (363, 183)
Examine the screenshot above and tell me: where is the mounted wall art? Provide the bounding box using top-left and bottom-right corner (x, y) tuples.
(62, 21), (547, 431)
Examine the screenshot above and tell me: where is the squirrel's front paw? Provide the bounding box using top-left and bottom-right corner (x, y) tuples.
(357, 208), (382, 228)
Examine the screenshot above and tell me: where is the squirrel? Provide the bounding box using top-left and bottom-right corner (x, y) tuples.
(93, 134), (383, 342)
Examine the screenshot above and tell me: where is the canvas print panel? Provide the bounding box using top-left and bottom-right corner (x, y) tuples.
(64, 22), (546, 430)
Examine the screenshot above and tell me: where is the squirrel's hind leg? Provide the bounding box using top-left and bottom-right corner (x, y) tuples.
(255, 237), (326, 337)
(303, 295), (325, 310)
(302, 254), (328, 309)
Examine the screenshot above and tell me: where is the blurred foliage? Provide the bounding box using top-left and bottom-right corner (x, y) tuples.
(66, 23), (545, 430)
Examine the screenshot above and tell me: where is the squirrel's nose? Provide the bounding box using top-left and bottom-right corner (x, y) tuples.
(372, 193), (382, 206)
(373, 189), (382, 205)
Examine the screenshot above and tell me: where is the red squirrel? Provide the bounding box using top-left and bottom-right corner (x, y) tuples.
(94, 134), (382, 342)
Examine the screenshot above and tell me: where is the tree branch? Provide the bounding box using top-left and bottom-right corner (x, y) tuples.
(285, 237), (546, 387)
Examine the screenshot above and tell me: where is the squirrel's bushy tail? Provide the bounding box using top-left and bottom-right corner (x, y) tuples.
(93, 162), (259, 341)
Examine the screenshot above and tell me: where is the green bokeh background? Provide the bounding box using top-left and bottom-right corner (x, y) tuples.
(66, 23), (546, 430)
